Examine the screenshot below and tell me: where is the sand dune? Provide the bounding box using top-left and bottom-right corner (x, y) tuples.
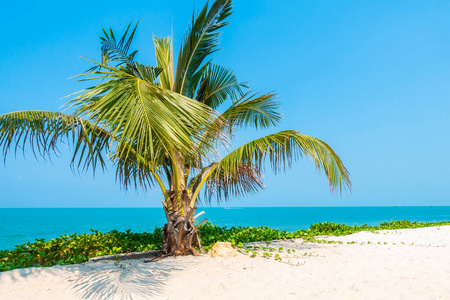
(1, 226), (449, 300)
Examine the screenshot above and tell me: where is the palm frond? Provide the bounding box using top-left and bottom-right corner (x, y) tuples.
(190, 91), (282, 166)
(174, 0), (233, 94)
(128, 62), (163, 83)
(210, 130), (351, 194)
(189, 162), (264, 204)
(153, 35), (174, 90)
(0, 111), (112, 172)
(87, 22), (139, 72)
(112, 142), (165, 192)
(222, 91), (282, 129)
(68, 64), (221, 163)
(194, 63), (245, 109)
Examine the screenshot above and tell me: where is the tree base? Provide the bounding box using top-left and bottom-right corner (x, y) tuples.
(160, 206), (204, 256)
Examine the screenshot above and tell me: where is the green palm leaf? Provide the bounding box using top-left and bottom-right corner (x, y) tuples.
(0, 111), (111, 172)
(222, 91), (282, 129)
(174, 0), (233, 94)
(101, 23), (138, 67)
(189, 162), (264, 204)
(113, 142), (165, 192)
(194, 63), (245, 109)
(153, 35), (174, 90)
(69, 65), (221, 162)
(190, 130), (351, 204)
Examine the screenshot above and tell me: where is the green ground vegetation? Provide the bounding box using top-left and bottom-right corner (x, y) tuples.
(1, 220), (449, 272)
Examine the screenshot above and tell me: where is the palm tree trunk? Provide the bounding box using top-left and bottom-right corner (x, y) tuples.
(161, 193), (204, 255)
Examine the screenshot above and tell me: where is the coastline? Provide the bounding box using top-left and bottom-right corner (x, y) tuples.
(1, 225), (449, 299)
(2, 206), (450, 250)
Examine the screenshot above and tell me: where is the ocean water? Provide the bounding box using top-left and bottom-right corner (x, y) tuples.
(0, 206), (449, 250)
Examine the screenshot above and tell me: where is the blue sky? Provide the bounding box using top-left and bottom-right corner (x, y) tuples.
(1, 1), (449, 208)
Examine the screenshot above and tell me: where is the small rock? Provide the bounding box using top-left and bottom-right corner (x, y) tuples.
(208, 242), (238, 258)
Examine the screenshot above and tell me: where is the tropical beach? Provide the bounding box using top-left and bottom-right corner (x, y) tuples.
(1, 0), (450, 299)
(1, 225), (449, 299)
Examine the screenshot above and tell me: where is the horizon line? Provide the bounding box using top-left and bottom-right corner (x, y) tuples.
(0, 205), (448, 209)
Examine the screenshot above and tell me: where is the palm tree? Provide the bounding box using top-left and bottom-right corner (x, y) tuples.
(0, 0), (350, 256)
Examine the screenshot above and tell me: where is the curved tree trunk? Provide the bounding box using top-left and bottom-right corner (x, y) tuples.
(161, 195), (205, 255)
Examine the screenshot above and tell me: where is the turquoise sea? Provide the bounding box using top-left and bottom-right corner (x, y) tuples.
(1, 206), (449, 250)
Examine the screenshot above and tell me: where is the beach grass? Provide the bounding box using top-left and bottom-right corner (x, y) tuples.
(1, 220), (449, 272)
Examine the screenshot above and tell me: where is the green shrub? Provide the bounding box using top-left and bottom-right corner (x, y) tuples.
(1, 220), (449, 272)
(0, 228), (162, 272)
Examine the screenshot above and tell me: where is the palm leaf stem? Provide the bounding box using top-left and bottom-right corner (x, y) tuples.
(150, 167), (170, 209)
(169, 145), (183, 212)
(189, 164), (217, 207)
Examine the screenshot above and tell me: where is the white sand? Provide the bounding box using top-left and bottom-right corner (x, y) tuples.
(1, 226), (449, 300)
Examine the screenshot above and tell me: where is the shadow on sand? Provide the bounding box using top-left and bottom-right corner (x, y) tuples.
(65, 258), (188, 300)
